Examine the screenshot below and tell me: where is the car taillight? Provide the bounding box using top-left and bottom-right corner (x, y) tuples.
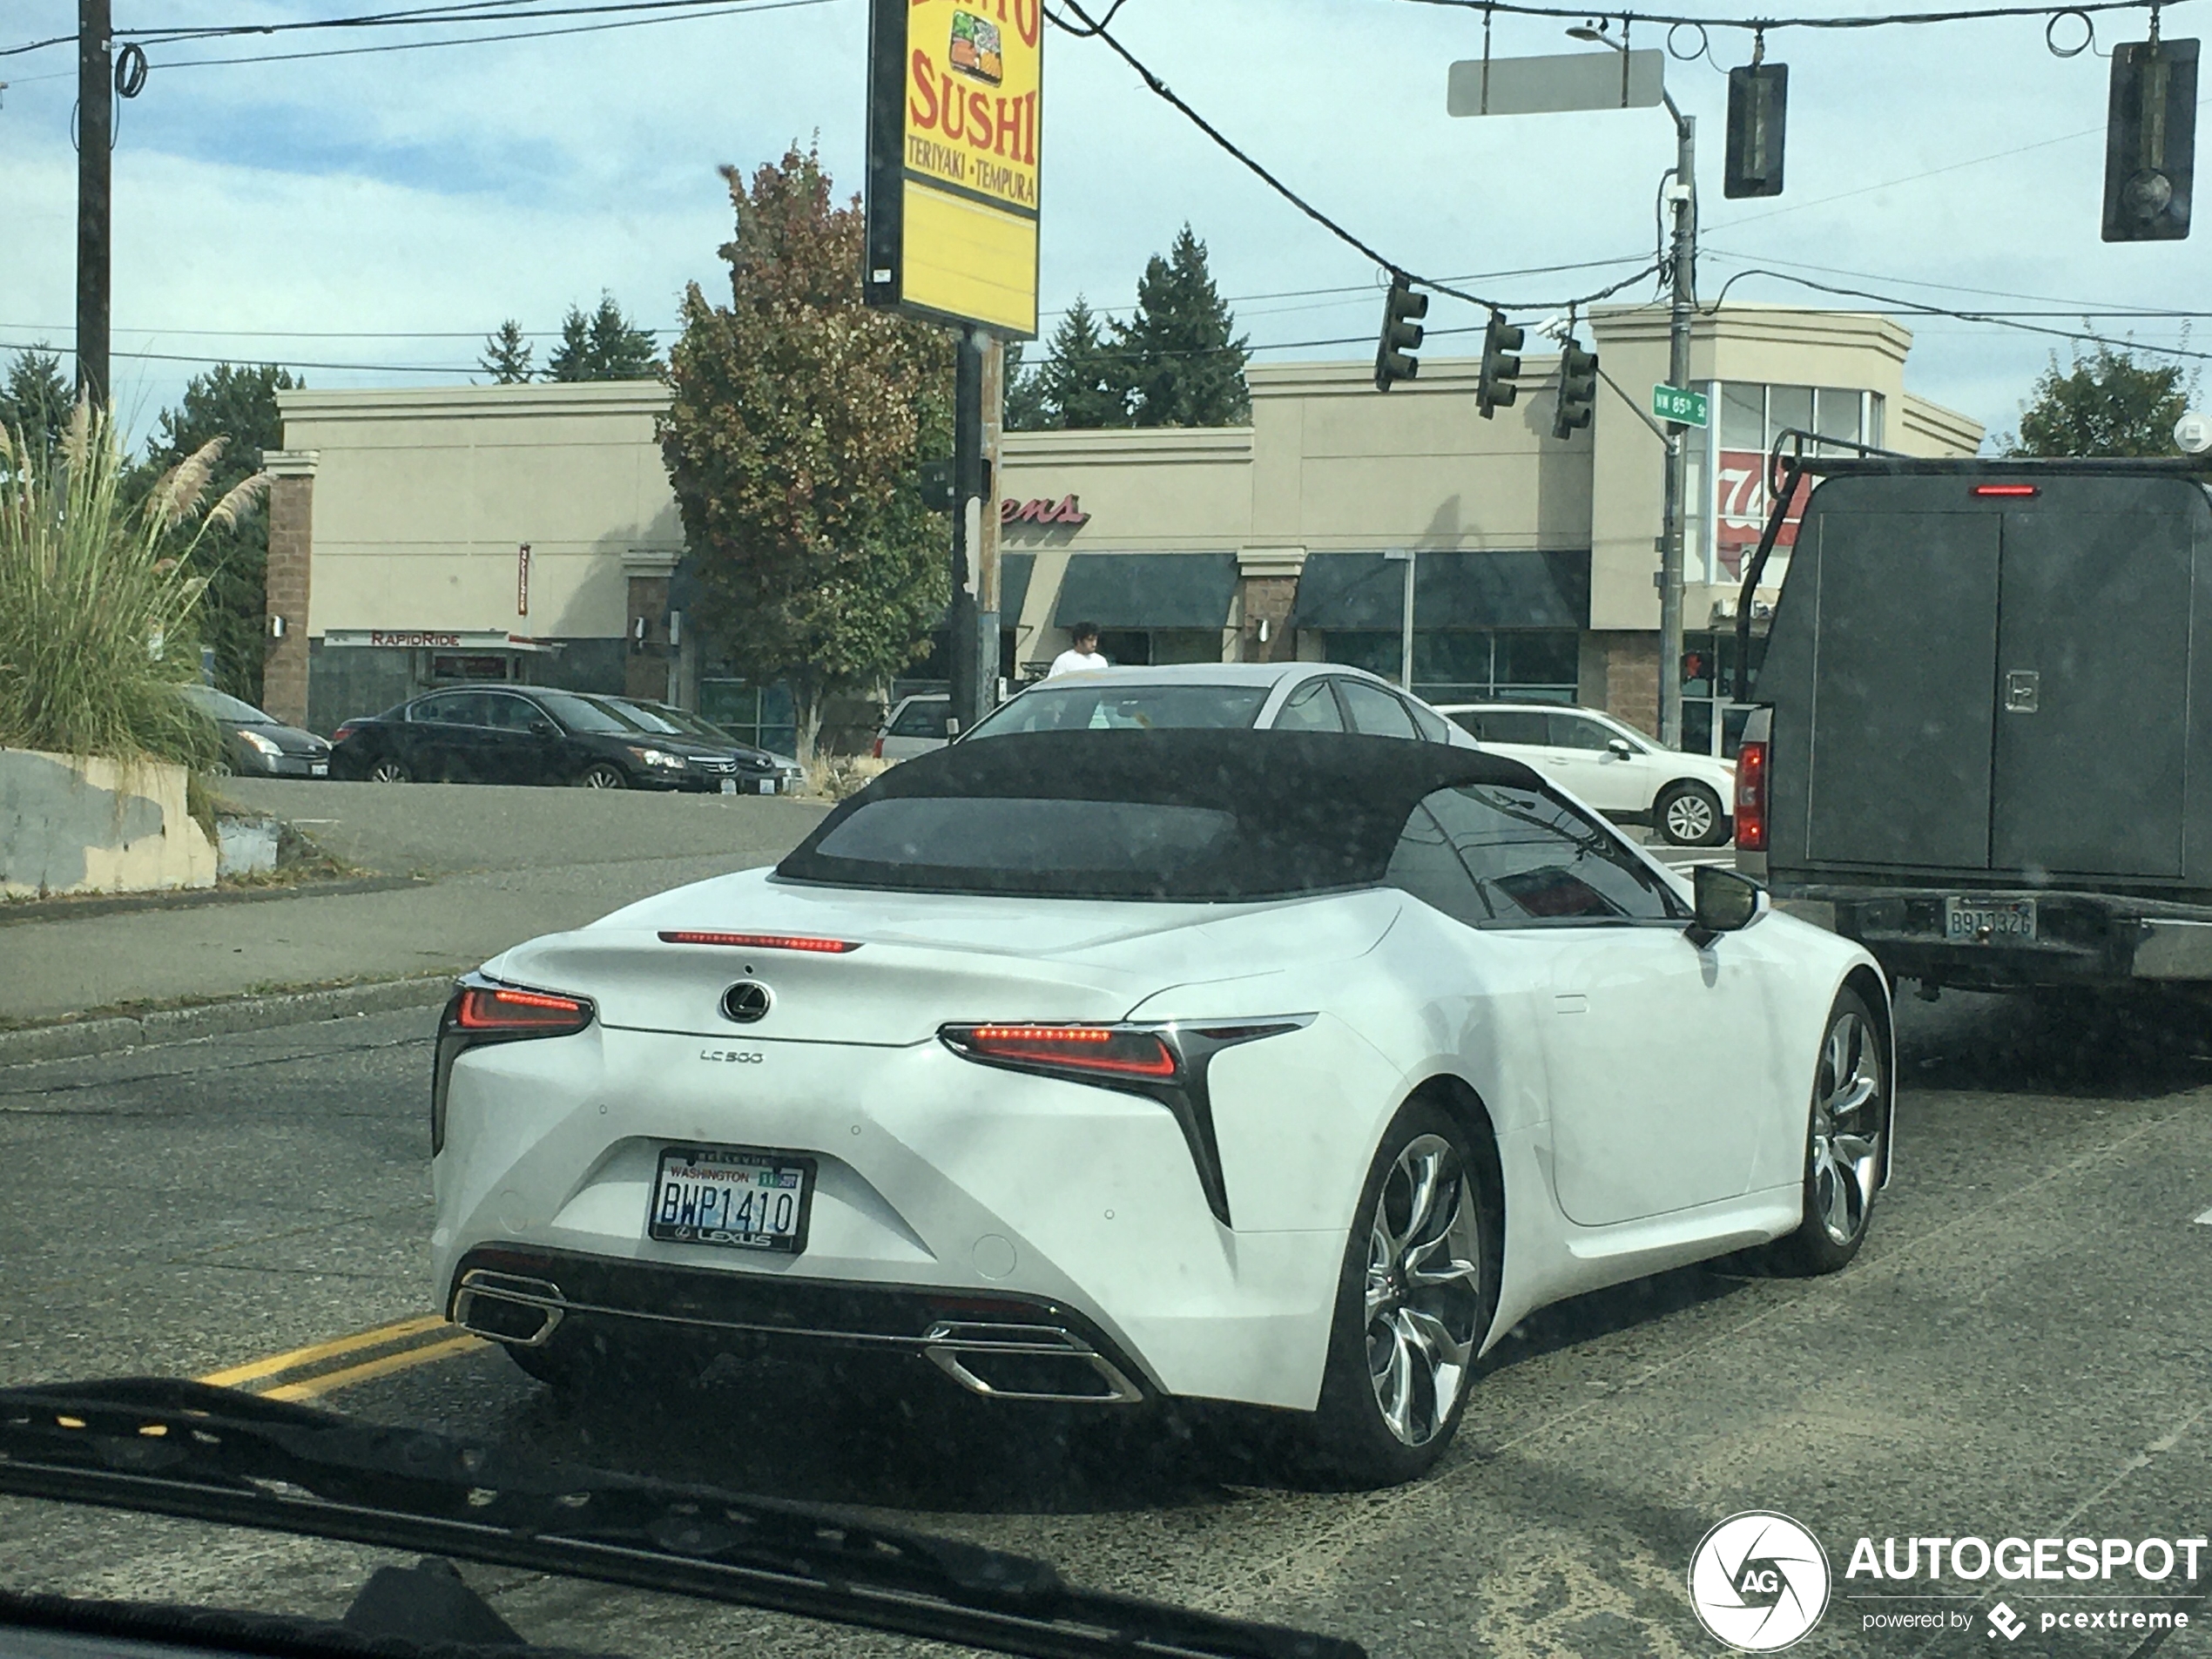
(658, 931), (861, 954)
(941, 1022), (1179, 1079)
(455, 985), (594, 1034)
(435, 975), (597, 1156)
(1735, 738), (1769, 852)
(872, 735), (885, 759)
(331, 721), (361, 744)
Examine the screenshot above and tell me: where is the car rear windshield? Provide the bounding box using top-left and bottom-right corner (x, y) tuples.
(967, 683), (1269, 738)
(813, 798), (1235, 882)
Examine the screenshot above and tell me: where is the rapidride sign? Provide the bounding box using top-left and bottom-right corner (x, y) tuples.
(864, 0), (1042, 336)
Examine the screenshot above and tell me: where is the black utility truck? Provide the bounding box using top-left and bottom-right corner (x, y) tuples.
(1733, 446), (2212, 995)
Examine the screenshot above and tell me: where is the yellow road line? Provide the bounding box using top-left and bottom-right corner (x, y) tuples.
(262, 1333), (489, 1402)
(198, 1313), (449, 1389)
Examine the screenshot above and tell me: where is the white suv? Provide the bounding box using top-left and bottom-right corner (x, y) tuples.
(1436, 702), (1737, 846)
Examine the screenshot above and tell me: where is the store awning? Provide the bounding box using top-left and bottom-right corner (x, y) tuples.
(1001, 551), (1035, 623)
(1052, 552), (1239, 630)
(1289, 550), (1591, 631)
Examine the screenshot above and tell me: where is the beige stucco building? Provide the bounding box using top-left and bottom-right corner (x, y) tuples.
(266, 303), (1980, 754)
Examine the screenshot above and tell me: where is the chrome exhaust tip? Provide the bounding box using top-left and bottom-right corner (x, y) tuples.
(921, 1320), (1143, 1404)
(451, 1271), (566, 1347)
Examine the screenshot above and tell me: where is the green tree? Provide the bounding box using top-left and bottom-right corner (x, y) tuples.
(546, 293), (661, 381)
(1034, 296), (1130, 428)
(0, 345), (71, 475)
(659, 144), (951, 760)
(1003, 336), (1050, 431)
(2005, 342), (2196, 456)
(141, 363), (297, 704)
(480, 320), (535, 383)
(1109, 225), (1249, 427)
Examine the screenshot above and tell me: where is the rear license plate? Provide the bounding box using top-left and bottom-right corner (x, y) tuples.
(1944, 897), (2037, 944)
(310, 762), (328, 777)
(648, 1145), (813, 1252)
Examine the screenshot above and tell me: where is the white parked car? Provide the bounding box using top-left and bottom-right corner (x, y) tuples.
(434, 730), (1891, 1487)
(872, 693), (951, 761)
(1437, 702), (1738, 846)
(965, 662), (1478, 745)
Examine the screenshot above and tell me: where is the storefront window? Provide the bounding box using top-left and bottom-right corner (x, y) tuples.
(699, 678), (797, 759)
(1701, 381), (1884, 589)
(1323, 631), (1579, 705)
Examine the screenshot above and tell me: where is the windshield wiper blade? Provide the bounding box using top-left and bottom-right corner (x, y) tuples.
(0, 1379), (1361, 1659)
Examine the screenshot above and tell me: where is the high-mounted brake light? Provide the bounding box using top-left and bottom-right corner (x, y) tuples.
(658, 931), (861, 954)
(1973, 484), (2040, 497)
(455, 985), (594, 1033)
(943, 1023), (1178, 1079)
(1734, 739), (1769, 853)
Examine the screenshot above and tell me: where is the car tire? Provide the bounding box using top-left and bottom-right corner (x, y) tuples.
(577, 762), (627, 790)
(1305, 1098), (1498, 1488)
(1656, 780), (1729, 846)
(209, 759), (234, 779)
(1754, 988), (1886, 1277)
(367, 756), (409, 784)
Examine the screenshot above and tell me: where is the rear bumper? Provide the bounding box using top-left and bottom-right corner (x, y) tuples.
(1776, 882), (2212, 988)
(448, 1244), (1150, 1404)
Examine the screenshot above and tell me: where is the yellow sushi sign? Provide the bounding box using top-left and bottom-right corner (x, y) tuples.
(865, 0), (1042, 337)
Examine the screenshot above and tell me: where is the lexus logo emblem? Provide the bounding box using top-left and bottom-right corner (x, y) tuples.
(721, 981), (772, 1024)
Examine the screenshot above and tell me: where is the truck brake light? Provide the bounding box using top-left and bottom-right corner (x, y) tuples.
(1972, 484), (2040, 497)
(1735, 739), (1769, 853)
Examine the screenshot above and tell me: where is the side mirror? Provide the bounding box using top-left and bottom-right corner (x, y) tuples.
(1688, 864), (1762, 946)
(1606, 737), (1635, 759)
(529, 719), (557, 738)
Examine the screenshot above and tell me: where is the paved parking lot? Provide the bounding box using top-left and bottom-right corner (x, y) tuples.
(1, 993), (2207, 1658)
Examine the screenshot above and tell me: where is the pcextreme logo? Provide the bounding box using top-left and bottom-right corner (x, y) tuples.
(1689, 1512), (1833, 1651)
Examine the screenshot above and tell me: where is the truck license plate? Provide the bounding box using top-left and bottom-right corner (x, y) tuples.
(1944, 897), (2036, 944)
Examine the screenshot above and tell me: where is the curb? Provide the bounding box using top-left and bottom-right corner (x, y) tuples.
(0, 974), (457, 1068)
(0, 873), (428, 927)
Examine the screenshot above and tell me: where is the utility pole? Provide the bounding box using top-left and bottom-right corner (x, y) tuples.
(1656, 105), (1696, 752)
(76, 0), (111, 408)
(948, 326), (995, 736)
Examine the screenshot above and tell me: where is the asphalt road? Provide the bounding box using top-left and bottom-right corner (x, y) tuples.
(2, 992), (2209, 1659)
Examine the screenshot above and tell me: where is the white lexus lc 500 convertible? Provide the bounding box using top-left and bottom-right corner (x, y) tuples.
(434, 730), (1892, 1486)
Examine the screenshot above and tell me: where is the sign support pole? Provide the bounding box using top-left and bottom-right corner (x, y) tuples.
(949, 326), (992, 736)
(76, 0), (111, 408)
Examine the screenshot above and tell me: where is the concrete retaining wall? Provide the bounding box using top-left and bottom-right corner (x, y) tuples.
(0, 750), (219, 898)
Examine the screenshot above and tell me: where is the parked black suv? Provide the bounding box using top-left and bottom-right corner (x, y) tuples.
(330, 685), (752, 790)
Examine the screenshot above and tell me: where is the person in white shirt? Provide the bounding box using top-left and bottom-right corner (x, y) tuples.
(1047, 623), (1108, 678)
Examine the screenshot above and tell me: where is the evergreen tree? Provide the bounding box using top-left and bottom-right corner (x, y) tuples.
(479, 320), (535, 383)
(1035, 297), (1129, 428)
(546, 293), (661, 381)
(1003, 337), (1050, 431)
(0, 345), (71, 474)
(2005, 342), (2196, 456)
(141, 363), (299, 703)
(1109, 225), (1249, 428)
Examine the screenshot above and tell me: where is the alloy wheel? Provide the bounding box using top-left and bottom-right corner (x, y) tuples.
(581, 765), (624, 789)
(1663, 791), (1716, 843)
(1810, 1008), (1884, 1247)
(368, 759), (407, 783)
(1362, 1134), (1482, 1447)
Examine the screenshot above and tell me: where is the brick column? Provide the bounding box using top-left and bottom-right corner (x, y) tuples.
(1236, 548), (1306, 664)
(260, 449), (318, 729)
(1601, 631), (1661, 737)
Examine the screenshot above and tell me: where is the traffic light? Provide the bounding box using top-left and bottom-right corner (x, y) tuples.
(1724, 63), (1788, 199)
(1477, 313), (1524, 419)
(1553, 340), (1599, 439)
(1373, 275), (1428, 391)
(920, 458), (954, 510)
(2103, 37), (2197, 240)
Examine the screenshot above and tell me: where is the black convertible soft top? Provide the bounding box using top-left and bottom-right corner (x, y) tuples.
(775, 729), (1543, 900)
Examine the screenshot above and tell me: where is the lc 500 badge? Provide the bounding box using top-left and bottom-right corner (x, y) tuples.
(698, 1049), (764, 1064)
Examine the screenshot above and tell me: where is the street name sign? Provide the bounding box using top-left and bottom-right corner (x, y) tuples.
(865, 0), (1042, 337)
(1447, 49), (1664, 118)
(1654, 384), (1710, 428)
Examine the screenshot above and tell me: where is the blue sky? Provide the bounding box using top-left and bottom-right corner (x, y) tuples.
(1, 0), (2205, 448)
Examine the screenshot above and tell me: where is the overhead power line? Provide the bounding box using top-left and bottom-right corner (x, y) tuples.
(1387, 0), (2184, 34)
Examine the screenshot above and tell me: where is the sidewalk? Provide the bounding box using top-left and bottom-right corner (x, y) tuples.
(0, 779), (828, 1033)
